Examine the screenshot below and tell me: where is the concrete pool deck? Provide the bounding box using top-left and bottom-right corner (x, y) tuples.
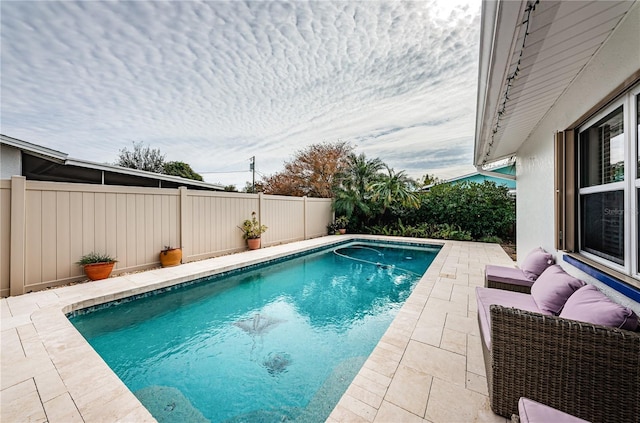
(1, 235), (513, 422)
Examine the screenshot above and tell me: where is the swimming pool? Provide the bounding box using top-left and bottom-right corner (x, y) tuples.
(70, 241), (440, 422)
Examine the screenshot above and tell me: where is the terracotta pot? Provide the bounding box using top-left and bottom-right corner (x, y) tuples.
(83, 262), (116, 281)
(160, 248), (182, 267)
(338, 229), (346, 235)
(247, 238), (261, 250)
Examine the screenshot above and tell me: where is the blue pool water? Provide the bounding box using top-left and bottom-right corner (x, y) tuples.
(70, 241), (440, 423)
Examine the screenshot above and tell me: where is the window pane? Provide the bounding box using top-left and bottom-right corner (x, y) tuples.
(580, 106), (624, 187)
(580, 190), (624, 265)
(637, 95), (639, 177)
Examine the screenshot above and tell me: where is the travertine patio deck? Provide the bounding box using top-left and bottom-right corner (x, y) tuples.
(1, 236), (514, 422)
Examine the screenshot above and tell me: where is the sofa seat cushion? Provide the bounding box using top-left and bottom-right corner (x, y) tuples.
(476, 287), (547, 350)
(485, 265), (534, 288)
(560, 284), (638, 331)
(518, 397), (591, 423)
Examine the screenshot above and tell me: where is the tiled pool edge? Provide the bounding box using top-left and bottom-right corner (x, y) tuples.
(1, 236), (514, 423)
(326, 241), (450, 422)
(65, 237), (441, 318)
(327, 240), (513, 422)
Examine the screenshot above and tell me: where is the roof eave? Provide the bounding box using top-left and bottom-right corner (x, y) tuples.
(473, 0), (527, 166)
(1, 134), (68, 162)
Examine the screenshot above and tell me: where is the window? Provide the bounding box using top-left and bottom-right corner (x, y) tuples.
(580, 106), (624, 187)
(577, 85), (639, 278)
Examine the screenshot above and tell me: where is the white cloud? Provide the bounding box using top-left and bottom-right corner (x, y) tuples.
(1, 0), (481, 189)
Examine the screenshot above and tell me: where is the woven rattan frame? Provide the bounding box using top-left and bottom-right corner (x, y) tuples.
(485, 279), (532, 294)
(481, 305), (640, 422)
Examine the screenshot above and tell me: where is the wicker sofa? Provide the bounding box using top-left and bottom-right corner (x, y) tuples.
(476, 286), (640, 422)
(484, 247), (555, 294)
(484, 264), (535, 293)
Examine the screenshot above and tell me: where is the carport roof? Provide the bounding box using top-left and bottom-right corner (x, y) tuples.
(1, 134), (225, 191)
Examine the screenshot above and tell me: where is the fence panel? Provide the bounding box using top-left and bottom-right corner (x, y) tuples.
(307, 197), (333, 238)
(184, 191), (259, 261)
(0, 181), (11, 297)
(262, 195), (305, 247)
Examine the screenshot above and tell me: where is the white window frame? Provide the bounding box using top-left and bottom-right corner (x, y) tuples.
(632, 85), (640, 279)
(577, 84), (640, 279)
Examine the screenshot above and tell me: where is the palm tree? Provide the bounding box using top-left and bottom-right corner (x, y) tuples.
(340, 153), (385, 197)
(332, 153), (385, 225)
(368, 166), (420, 213)
(333, 188), (371, 219)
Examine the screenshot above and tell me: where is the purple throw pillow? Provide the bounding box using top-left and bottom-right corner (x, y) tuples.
(560, 284), (638, 331)
(521, 247), (554, 281)
(530, 265), (585, 314)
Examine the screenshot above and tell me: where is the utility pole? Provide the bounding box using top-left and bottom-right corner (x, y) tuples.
(250, 156), (255, 193)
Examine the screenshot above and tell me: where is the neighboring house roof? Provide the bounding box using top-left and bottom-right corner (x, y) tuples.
(1, 134), (225, 191)
(474, 0), (635, 166)
(424, 163), (516, 191)
(446, 164), (515, 185)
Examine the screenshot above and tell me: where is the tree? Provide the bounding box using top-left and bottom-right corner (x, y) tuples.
(261, 141), (353, 197)
(242, 181), (264, 193)
(338, 153), (385, 197)
(369, 166), (420, 213)
(116, 141), (165, 173)
(261, 172), (305, 196)
(333, 187), (372, 220)
(332, 153), (385, 227)
(417, 173), (441, 188)
(223, 185), (237, 192)
(163, 161), (203, 181)
(116, 142), (205, 182)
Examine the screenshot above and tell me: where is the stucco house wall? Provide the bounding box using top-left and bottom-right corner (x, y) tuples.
(516, 3), (640, 308)
(0, 143), (22, 179)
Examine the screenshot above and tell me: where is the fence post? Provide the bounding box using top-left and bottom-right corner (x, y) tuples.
(258, 192), (265, 222)
(258, 192), (265, 245)
(303, 196), (308, 240)
(179, 186), (188, 263)
(10, 176), (26, 296)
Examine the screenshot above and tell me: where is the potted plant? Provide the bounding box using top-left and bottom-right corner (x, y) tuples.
(77, 252), (117, 281)
(335, 216), (349, 234)
(327, 221), (340, 235)
(160, 245), (182, 267)
(238, 211), (267, 250)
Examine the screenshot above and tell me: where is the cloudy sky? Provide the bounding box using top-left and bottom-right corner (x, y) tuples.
(2, 0), (481, 189)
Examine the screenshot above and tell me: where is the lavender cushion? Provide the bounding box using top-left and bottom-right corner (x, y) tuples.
(521, 247), (554, 280)
(518, 397), (591, 423)
(485, 265), (534, 288)
(530, 265), (585, 314)
(560, 284), (638, 331)
(475, 287), (546, 350)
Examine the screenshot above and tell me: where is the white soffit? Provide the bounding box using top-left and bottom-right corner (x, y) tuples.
(474, 0), (635, 165)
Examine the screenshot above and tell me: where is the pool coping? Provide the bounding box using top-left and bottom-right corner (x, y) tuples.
(1, 235), (514, 422)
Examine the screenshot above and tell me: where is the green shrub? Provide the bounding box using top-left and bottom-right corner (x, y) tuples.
(404, 181), (514, 240)
(365, 220), (437, 239)
(327, 222), (339, 235)
(432, 223), (473, 241)
(479, 235), (503, 244)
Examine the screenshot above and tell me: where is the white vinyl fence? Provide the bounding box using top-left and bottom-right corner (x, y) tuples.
(0, 176), (333, 296)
